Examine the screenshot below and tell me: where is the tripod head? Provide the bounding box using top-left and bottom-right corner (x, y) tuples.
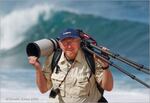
(76, 29), (97, 46)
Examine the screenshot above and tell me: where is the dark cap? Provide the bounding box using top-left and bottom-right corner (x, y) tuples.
(58, 28), (80, 41)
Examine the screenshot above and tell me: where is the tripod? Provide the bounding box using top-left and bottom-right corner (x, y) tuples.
(79, 31), (150, 88)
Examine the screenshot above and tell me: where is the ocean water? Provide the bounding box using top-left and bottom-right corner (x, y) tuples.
(0, 0), (149, 103)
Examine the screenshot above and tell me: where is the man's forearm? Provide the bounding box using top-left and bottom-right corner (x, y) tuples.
(101, 69), (113, 91)
(35, 66), (49, 93)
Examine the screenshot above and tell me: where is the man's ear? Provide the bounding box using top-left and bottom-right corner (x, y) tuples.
(58, 41), (65, 51)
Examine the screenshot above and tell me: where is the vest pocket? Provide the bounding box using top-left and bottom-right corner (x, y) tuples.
(70, 76), (90, 97)
(51, 73), (65, 87)
(51, 73), (65, 96)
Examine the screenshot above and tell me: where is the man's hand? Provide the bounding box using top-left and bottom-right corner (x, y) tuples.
(28, 56), (41, 69)
(100, 47), (110, 69)
(94, 47), (110, 70)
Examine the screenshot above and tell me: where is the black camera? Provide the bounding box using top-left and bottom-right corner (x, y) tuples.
(49, 88), (60, 98)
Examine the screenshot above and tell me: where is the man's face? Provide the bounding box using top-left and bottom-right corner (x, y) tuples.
(59, 37), (81, 60)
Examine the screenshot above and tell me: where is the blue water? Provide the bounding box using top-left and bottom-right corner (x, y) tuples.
(0, 1), (149, 102)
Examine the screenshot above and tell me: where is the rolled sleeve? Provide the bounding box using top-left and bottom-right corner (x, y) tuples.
(94, 59), (104, 84)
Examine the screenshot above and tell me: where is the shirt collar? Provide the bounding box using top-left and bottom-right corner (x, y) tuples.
(75, 48), (84, 63)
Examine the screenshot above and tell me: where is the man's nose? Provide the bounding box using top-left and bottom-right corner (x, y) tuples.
(67, 44), (71, 48)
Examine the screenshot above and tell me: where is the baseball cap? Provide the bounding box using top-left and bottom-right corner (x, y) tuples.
(58, 28), (80, 41)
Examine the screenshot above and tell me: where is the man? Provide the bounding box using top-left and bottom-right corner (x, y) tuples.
(28, 28), (113, 103)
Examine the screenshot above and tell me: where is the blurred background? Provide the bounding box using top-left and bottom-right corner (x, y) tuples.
(0, 0), (149, 103)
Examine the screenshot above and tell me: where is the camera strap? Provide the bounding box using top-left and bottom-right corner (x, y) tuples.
(58, 62), (76, 87)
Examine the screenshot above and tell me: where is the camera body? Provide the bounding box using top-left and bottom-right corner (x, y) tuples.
(49, 88), (60, 98)
(26, 39), (58, 58)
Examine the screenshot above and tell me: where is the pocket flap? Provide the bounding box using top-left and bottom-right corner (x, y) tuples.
(77, 77), (89, 83)
(51, 73), (65, 81)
